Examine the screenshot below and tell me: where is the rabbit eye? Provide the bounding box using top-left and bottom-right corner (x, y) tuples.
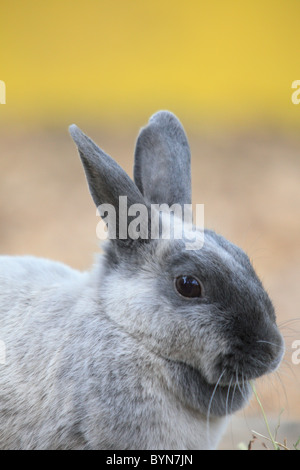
(175, 275), (203, 298)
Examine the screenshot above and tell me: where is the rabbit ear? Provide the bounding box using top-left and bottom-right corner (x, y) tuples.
(69, 125), (149, 240)
(134, 111), (191, 207)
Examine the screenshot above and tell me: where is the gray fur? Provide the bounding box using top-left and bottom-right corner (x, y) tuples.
(134, 111), (191, 206)
(0, 111), (284, 449)
(69, 124), (146, 211)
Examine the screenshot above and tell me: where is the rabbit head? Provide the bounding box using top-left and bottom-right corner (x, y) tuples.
(69, 111), (284, 418)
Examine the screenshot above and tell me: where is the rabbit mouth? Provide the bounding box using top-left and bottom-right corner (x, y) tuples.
(208, 336), (285, 388)
(165, 331), (284, 418)
(204, 319), (285, 388)
(164, 358), (252, 417)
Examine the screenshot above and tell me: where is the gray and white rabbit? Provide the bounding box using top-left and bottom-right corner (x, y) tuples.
(0, 111), (284, 449)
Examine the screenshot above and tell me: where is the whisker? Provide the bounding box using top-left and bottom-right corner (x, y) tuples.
(229, 369), (239, 412)
(206, 369), (225, 447)
(243, 355), (271, 371)
(256, 339), (285, 351)
(281, 333), (300, 343)
(278, 319), (300, 339)
(226, 376), (234, 416)
(241, 372), (249, 403)
(276, 359), (300, 382)
(278, 318), (300, 328)
(236, 369), (247, 399)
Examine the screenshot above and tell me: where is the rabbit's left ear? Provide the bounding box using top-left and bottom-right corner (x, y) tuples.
(134, 111), (191, 207)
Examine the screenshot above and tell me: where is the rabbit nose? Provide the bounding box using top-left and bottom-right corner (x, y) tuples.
(256, 328), (285, 369)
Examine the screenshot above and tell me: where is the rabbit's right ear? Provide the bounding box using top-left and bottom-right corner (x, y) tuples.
(69, 125), (148, 240)
(134, 111), (192, 207)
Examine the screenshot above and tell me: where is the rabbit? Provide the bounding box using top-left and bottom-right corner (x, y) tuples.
(0, 111), (284, 450)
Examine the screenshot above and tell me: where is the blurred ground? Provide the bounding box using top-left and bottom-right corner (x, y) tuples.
(0, 125), (299, 449)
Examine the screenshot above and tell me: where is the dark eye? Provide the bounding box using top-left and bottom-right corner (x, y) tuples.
(175, 275), (203, 298)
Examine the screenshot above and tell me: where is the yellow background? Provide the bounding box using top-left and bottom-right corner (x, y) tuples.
(1, 0), (300, 130)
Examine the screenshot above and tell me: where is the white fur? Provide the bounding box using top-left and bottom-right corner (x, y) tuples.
(0, 255), (227, 449)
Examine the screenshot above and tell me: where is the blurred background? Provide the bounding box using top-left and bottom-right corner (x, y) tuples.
(0, 0), (299, 450)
